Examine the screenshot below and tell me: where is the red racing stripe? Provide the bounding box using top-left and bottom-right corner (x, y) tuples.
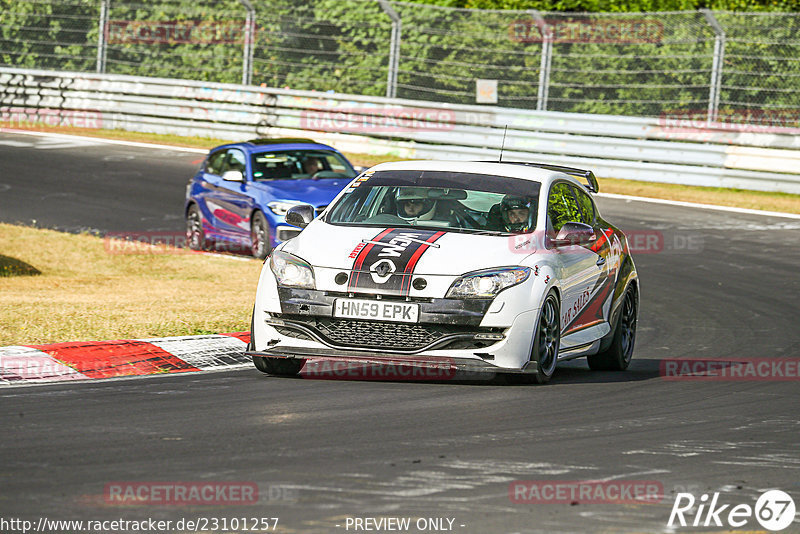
(401, 231), (446, 295)
(28, 340), (200, 379)
(349, 227), (395, 291)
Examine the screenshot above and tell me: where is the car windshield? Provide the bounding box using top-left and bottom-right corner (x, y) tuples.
(326, 170), (541, 234)
(251, 150), (356, 181)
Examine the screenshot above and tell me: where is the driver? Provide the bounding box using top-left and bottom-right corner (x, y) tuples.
(498, 195), (534, 232)
(302, 156), (323, 175)
(396, 187), (436, 223)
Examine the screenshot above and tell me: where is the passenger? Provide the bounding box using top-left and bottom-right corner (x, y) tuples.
(487, 195), (534, 232)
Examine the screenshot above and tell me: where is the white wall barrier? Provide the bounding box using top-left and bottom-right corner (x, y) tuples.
(2, 67), (799, 194)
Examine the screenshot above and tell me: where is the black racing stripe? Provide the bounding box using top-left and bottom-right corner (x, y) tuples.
(348, 229), (442, 295)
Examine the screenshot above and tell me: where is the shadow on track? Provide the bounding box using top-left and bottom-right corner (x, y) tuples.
(250, 357), (665, 387)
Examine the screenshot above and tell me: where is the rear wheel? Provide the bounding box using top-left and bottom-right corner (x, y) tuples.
(253, 356), (305, 376)
(251, 211), (271, 259)
(530, 292), (560, 384)
(588, 286), (637, 371)
(186, 204), (206, 251)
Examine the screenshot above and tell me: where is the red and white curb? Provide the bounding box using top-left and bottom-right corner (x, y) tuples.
(0, 332), (252, 386)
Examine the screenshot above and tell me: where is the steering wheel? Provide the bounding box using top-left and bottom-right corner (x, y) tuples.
(311, 171), (346, 180)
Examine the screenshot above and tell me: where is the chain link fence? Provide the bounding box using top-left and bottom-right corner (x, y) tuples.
(1, 0), (799, 127)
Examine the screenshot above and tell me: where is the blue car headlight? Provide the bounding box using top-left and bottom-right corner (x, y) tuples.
(268, 201), (305, 216)
(269, 250), (315, 288)
(446, 267), (531, 299)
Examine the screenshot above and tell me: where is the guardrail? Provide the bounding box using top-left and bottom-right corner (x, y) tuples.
(2, 67), (800, 194)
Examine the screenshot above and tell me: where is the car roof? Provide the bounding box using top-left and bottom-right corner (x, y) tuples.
(212, 138), (341, 154)
(365, 160), (596, 193)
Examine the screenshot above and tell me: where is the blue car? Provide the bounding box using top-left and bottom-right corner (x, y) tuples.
(185, 138), (358, 258)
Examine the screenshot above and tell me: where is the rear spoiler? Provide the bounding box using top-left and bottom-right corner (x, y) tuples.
(482, 161), (599, 193)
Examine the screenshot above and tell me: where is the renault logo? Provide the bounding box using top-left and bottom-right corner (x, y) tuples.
(369, 259), (395, 283)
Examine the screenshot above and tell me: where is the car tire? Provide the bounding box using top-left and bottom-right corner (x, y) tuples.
(252, 356), (305, 376)
(251, 211), (271, 260)
(530, 291), (560, 384)
(186, 204), (207, 251)
(587, 286), (637, 371)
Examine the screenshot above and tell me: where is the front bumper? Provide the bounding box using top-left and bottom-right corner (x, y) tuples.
(247, 347), (538, 375)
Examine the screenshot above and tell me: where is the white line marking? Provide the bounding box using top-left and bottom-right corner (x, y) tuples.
(0, 140), (33, 147)
(597, 192), (800, 220)
(0, 128), (208, 153)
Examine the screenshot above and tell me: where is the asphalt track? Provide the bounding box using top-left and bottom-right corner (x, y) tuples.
(1, 131), (800, 533)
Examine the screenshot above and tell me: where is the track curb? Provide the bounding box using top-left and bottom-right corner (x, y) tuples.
(0, 332), (251, 385)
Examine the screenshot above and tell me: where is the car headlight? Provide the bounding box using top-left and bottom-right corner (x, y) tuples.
(269, 250), (315, 288)
(268, 201), (305, 216)
(446, 267), (531, 299)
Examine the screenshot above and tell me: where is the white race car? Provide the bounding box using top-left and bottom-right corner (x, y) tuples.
(247, 161), (639, 383)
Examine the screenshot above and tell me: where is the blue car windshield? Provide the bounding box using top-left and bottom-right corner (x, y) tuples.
(326, 170), (540, 235)
(251, 150), (356, 181)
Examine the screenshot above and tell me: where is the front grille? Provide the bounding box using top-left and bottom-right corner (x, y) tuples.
(273, 315), (500, 352)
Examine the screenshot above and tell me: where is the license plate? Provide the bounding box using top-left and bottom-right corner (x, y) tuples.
(333, 298), (419, 323)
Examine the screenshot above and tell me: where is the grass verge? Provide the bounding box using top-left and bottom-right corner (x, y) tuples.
(3, 123), (798, 214)
(0, 223), (262, 346)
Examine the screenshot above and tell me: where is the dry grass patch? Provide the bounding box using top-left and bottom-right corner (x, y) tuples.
(0, 223), (262, 346)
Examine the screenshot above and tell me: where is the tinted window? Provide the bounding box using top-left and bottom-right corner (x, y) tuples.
(251, 150), (356, 181)
(326, 170), (540, 234)
(571, 185), (596, 225)
(221, 149), (246, 174)
(547, 182), (582, 233)
(205, 150), (227, 175)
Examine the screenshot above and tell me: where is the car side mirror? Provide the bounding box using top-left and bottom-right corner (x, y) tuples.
(222, 170), (244, 182)
(552, 221), (595, 247)
(285, 204), (315, 228)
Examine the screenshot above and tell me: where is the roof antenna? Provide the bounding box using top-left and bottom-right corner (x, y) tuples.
(498, 125), (508, 162)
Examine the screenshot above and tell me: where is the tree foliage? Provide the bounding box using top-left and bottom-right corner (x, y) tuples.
(1, 0), (798, 123)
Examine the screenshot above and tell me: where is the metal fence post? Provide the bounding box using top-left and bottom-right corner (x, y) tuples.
(530, 10), (552, 111)
(701, 9), (725, 124)
(240, 0), (255, 85)
(377, 0), (401, 99)
(96, 0), (110, 73)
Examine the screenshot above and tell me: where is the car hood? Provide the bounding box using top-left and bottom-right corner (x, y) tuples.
(281, 221), (535, 276)
(249, 178), (350, 206)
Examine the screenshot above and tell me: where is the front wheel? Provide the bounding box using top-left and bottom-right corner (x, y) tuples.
(531, 292), (560, 384)
(253, 356), (305, 376)
(186, 204), (207, 251)
(251, 211), (271, 259)
(587, 286), (637, 371)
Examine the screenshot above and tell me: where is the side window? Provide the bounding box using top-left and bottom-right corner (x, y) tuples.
(571, 185), (596, 225)
(221, 149), (246, 174)
(205, 150), (227, 175)
(547, 182), (582, 233)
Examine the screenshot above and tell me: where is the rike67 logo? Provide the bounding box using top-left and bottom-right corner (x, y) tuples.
(668, 490), (796, 531)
